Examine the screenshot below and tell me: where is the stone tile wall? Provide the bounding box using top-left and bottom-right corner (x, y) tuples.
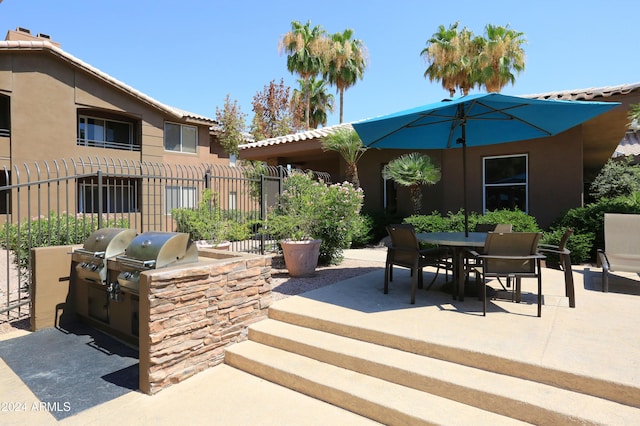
(139, 251), (272, 394)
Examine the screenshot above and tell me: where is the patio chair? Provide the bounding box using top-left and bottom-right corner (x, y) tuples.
(466, 223), (513, 290)
(385, 224), (452, 304)
(538, 228), (575, 307)
(468, 232), (545, 317)
(597, 213), (640, 292)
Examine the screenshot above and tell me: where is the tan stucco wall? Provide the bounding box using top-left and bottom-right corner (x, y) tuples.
(30, 244), (80, 331)
(0, 48), (234, 224)
(0, 50), (225, 167)
(356, 126), (584, 229)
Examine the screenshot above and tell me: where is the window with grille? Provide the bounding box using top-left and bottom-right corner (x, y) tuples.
(483, 154), (528, 213)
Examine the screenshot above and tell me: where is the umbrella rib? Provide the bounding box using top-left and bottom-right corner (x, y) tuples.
(364, 114), (440, 147)
(468, 101), (554, 136)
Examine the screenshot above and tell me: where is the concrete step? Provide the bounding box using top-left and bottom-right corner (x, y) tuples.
(225, 340), (529, 426)
(267, 300), (640, 409)
(242, 319), (640, 425)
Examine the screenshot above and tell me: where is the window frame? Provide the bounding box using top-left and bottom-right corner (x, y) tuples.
(0, 94), (10, 138)
(164, 122), (198, 154)
(482, 154), (529, 213)
(165, 185), (198, 214)
(77, 177), (140, 214)
(77, 114), (138, 151)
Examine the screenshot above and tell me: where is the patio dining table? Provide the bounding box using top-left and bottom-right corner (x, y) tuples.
(417, 232), (487, 301)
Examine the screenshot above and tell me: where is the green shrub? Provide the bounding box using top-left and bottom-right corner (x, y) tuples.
(404, 211), (453, 232)
(476, 209), (541, 232)
(362, 209), (404, 244)
(404, 209), (540, 233)
(2, 213), (129, 287)
(264, 171), (365, 265)
(540, 227), (594, 265)
(172, 189), (252, 243)
(589, 157), (640, 200)
(349, 213), (374, 248)
(551, 191), (640, 261)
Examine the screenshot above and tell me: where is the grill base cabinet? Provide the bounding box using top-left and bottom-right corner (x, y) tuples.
(31, 230), (273, 395)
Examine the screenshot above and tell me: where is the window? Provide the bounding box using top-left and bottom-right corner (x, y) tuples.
(229, 191), (237, 211)
(0, 95), (9, 138)
(78, 178), (139, 213)
(483, 154), (528, 213)
(0, 170), (11, 214)
(77, 115), (138, 151)
(165, 185), (197, 213)
(381, 163), (398, 213)
(164, 122), (197, 153)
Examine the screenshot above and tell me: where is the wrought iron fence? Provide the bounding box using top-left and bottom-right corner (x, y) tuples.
(0, 157), (330, 323)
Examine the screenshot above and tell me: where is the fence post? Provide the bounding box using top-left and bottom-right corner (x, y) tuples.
(204, 170), (211, 190)
(97, 169), (103, 229)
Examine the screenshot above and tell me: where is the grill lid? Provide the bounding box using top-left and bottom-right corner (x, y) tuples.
(77, 228), (137, 258)
(117, 231), (197, 269)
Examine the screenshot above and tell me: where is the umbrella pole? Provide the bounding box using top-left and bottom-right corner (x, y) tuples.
(458, 113), (469, 237)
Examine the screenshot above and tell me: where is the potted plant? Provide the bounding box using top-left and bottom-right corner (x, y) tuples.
(264, 171), (364, 277)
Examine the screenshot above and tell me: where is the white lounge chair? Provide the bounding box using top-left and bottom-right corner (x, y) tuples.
(597, 213), (640, 292)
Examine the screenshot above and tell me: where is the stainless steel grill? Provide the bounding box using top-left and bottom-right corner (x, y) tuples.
(73, 228), (137, 285)
(71, 230), (198, 345)
(113, 231), (198, 295)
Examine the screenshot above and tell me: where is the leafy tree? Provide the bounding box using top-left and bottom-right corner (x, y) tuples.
(382, 153), (441, 214)
(324, 29), (368, 123)
(279, 20), (327, 129)
(629, 103), (640, 130)
(215, 94), (246, 156)
(589, 156), (640, 200)
(476, 24), (526, 93)
(321, 127), (367, 187)
(291, 77), (335, 129)
(250, 78), (303, 140)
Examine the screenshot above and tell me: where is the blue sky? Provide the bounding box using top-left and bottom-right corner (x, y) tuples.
(1, 0), (638, 127)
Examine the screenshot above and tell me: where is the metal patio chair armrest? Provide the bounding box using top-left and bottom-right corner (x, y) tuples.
(476, 253), (546, 262)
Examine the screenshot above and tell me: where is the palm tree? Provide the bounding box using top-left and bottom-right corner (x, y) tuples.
(421, 23), (459, 97)
(382, 153), (441, 214)
(321, 127), (366, 187)
(324, 29), (368, 123)
(292, 77), (335, 129)
(421, 23), (479, 97)
(279, 20), (327, 128)
(476, 24), (526, 93)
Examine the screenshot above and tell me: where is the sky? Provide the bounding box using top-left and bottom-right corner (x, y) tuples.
(1, 0), (638, 127)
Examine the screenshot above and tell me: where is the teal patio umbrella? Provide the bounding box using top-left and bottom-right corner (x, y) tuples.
(352, 93), (620, 235)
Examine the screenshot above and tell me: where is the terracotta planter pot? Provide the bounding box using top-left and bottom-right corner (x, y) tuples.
(280, 239), (322, 277)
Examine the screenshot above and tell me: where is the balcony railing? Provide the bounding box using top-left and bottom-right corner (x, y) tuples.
(77, 138), (141, 151)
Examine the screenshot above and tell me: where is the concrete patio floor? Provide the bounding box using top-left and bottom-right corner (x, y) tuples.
(1, 247), (639, 425)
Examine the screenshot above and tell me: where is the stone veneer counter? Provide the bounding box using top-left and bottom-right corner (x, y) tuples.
(138, 249), (273, 394)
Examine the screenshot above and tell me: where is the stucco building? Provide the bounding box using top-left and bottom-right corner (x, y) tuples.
(239, 84), (640, 228)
